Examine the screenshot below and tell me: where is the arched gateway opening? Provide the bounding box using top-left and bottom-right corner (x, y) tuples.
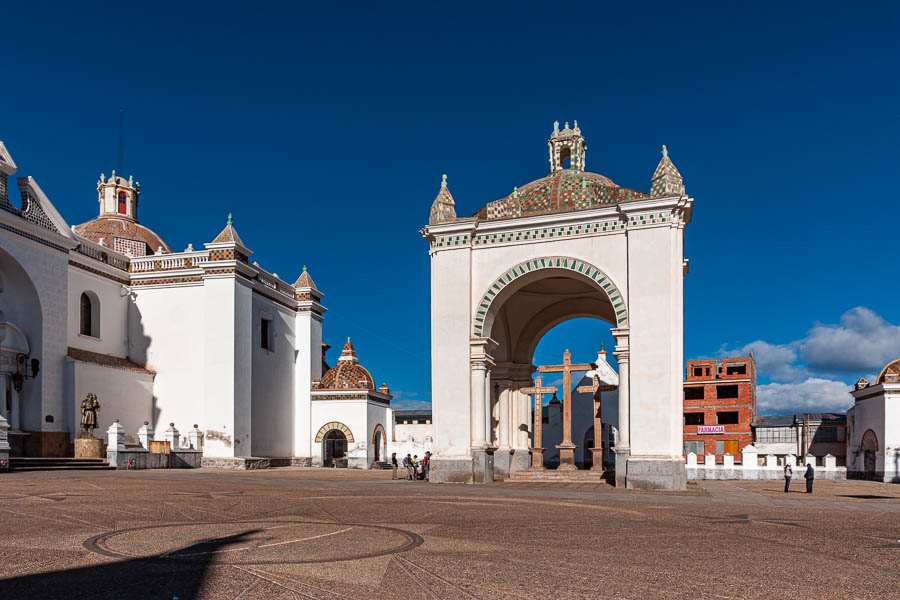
(423, 123), (692, 489)
(473, 258), (627, 478)
(322, 429), (348, 468)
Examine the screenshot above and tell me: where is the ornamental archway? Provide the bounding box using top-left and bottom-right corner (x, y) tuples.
(372, 423), (387, 463)
(315, 421), (354, 443)
(469, 256), (630, 479)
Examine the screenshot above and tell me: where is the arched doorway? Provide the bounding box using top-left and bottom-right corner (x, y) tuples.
(322, 429), (348, 468)
(861, 429), (878, 480)
(474, 260), (626, 478)
(372, 424), (387, 463)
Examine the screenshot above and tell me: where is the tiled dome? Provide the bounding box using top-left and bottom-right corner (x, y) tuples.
(316, 338), (376, 391)
(74, 216), (170, 256)
(476, 169), (648, 221)
(877, 358), (900, 384)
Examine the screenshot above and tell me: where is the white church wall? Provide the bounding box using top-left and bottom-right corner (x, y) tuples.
(0, 229), (69, 436)
(250, 294), (296, 457)
(129, 284), (205, 441)
(846, 392), (885, 476)
(625, 224), (682, 459)
(201, 276), (253, 457)
(68, 359), (153, 444)
(67, 266), (129, 357)
(883, 388), (900, 481)
(429, 239), (473, 458)
(366, 401), (392, 466)
(310, 398), (369, 468)
(292, 311), (321, 459)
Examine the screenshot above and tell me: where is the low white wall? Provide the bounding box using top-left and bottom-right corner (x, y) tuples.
(69, 359), (153, 445)
(685, 449), (846, 481)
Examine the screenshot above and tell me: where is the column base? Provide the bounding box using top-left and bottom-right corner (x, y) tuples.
(625, 455), (686, 491)
(509, 448), (531, 476)
(494, 447), (512, 479)
(529, 447), (545, 470)
(613, 446), (630, 487)
(429, 456), (476, 483)
(557, 444), (577, 471)
(472, 446), (496, 484)
(590, 448), (605, 471)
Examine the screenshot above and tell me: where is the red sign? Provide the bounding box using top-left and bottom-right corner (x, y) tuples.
(698, 425), (725, 434)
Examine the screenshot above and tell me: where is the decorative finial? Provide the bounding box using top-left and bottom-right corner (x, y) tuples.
(512, 186), (519, 198)
(227, 213), (233, 226)
(574, 119), (579, 129)
(601, 343), (605, 352)
(441, 173), (447, 188)
(128, 175), (134, 187)
(347, 337), (351, 343)
(662, 144), (668, 158)
(564, 122), (569, 130)
(111, 169), (116, 179)
(135, 181), (140, 189)
(553, 120), (559, 132)
(302, 265), (307, 272)
(99, 172), (105, 183)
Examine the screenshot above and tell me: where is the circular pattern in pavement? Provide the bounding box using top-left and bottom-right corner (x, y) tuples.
(83, 520), (423, 565)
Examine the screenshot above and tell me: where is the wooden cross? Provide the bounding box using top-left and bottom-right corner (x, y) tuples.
(538, 350), (592, 448)
(576, 374), (615, 471)
(520, 376), (557, 469)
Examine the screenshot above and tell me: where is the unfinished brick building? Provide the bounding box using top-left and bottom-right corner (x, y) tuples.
(682, 356), (756, 463)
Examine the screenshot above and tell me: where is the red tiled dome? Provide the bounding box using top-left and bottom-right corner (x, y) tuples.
(316, 339), (376, 391)
(476, 170), (648, 221)
(74, 216), (170, 256)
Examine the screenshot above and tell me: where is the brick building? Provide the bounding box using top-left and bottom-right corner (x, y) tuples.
(682, 356), (756, 463)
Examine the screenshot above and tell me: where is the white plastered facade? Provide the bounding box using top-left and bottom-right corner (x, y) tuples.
(0, 140), (390, 467)
(422, 126), (693, 489)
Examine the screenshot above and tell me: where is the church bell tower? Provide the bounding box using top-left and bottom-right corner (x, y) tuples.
(547, 120), (586, 173)
(96, 170), (140, 221)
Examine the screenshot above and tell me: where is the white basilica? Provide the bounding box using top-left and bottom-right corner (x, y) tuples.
(0, 141), (392, 468)
(423, 121), (693, 490)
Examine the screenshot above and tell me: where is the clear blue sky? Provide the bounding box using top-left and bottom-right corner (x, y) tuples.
(3, 2), (899, 414)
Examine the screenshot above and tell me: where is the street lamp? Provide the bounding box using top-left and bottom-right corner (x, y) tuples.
(12, 353), (40, 392)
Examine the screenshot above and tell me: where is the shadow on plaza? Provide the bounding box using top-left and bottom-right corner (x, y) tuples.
(0, 531), (258, 599)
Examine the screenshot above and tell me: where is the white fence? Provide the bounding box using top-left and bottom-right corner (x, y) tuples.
(686, 445), (846, 480)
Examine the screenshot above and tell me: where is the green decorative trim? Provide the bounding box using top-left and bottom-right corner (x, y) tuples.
(473, 256), (628, 336)
(314, 421), (355, 443)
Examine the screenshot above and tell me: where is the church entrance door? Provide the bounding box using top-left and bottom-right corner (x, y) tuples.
(323, 430), (348, 468)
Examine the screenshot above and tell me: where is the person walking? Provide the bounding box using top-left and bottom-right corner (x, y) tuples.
(804, 462), (815, 493)
(784, 463), (793, 493)
(391, 452), (398, 480)
(404, 454), (414, 480)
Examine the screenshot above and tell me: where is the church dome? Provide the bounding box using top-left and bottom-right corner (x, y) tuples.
(476, 169), (648, 220)
(876, 358), (900, 384)
(74, 216), (171, 256)
(315, 338), (376, 391)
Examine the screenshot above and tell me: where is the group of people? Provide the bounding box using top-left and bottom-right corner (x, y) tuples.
(391, 452), (431, 481)
(784, 462), (815, 493)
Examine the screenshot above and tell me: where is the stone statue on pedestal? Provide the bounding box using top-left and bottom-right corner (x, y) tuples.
(80, 393), (100, 438)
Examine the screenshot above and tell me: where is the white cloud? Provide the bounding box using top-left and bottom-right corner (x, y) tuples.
(719, 340), (804, 382)
(757, 378), (852, 414)
(391, 399), (432, 411)
(718, 307), (900, 383)
(800, 307), (900, 374)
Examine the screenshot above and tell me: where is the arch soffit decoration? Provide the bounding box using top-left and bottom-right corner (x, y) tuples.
(473, 256), (628, 338)
(371, 423), (386, 444)
(315, 421), (355, 443)
(860, 429), (879, 452)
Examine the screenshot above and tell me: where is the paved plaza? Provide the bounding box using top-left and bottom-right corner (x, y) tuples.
(1, 469), (899, 599)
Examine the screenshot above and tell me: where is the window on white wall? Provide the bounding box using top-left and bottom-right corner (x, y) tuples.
(261, 316), (272, 350)
(80, 292), (100, 338)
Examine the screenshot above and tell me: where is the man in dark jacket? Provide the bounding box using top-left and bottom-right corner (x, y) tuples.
(804, 463), (815, 493)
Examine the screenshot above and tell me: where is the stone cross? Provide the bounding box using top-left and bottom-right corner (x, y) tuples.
(520, 376), (557, 471)
(538, 350), (592, 470)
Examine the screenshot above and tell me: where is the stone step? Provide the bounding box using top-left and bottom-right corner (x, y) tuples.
(10, 465), (117, 471)
(372, 461), (393, 470)
(508, 469), (609, 483)
(8, 457), (115, 471)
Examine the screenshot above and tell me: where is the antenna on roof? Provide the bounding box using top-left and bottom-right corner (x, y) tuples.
(117, 109), (125, 175)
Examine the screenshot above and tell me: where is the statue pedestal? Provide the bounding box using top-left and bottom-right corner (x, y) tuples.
(557, 444), (577, 470)
(75, 437), (104, 459)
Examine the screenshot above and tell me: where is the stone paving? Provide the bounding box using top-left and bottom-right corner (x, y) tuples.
(1, 468), (899, 599)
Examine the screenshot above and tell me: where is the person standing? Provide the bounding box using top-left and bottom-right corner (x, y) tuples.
(404, 454), (414, 480)
(423, 451), (431, 482)
(412, 455), (420, 480)
(784, 463), (793, 493)
(391, 452), (398, 480)
(804, 462), (815, 493)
